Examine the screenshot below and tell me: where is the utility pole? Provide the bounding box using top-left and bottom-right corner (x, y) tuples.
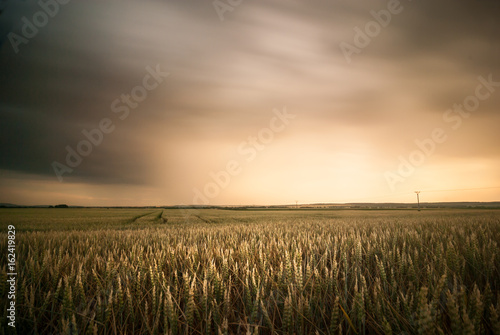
(415, 191), (421, 211)
(295, 200), (298, 209)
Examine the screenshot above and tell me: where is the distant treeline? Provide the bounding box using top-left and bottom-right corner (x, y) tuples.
(1, 202), (499, 209)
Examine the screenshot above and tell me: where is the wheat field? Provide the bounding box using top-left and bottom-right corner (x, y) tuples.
(1, 208), (499, 334)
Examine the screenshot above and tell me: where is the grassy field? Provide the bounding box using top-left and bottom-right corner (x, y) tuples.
(1, 208), (499, 334)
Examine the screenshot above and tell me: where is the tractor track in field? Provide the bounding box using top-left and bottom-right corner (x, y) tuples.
(157, 210), (168, 223)
(129, 211), (156, 223)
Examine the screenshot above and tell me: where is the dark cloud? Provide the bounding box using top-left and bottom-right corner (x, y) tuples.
(0, 0), (499, 205)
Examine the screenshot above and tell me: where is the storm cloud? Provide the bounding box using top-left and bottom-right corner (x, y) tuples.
(0, 0), (499, 206)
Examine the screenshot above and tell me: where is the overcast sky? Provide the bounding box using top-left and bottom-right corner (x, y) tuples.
(0, 0), (499, 206)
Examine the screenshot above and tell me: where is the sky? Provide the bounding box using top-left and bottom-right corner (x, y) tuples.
(0, 0), (499, 206)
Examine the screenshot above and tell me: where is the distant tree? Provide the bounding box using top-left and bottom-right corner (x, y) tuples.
(55, 204), (69, 208)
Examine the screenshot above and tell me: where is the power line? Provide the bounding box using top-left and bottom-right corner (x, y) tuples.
(421, 186), (500, 193)
(336, 186), (500, 204)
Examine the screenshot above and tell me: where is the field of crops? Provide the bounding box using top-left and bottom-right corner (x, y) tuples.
(1, 208), (499, 334)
